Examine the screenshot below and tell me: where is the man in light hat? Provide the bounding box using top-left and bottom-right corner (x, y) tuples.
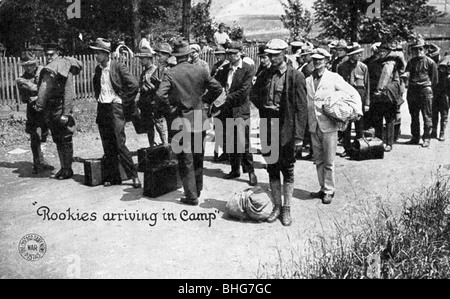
(255, 44), (271, 78)
(337, 42), (370, 157)
(155, 43), (173, 68)
(16, 51), (53, 174)
(404, 37), (438, 147)
(90, 38), (141, 188)
(331, 39), (348, 73)
(135, 47), (168, 147)
(189, 43), (210, 74)
(211, 46), (228, 78)
(35, 42), (82, 180)
(250, 38), (308, 226)
(214, 41), (258, 187)
(296, 42), (315, 78)
(155, 38), (222, 206)
(306, 48), (361, 205)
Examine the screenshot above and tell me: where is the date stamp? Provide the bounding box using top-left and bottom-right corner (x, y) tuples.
(18, 234), (47, 262)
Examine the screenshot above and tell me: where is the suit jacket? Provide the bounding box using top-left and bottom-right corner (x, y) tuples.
(306, 69), (361, 133)
(215, 60), (255, 119)
(93, 60), (139, 108)
(251, 64), (308, 148)
(156, 61), (222, 133)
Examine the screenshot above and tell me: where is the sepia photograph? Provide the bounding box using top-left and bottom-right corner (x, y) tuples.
(1, 0), (449, 283)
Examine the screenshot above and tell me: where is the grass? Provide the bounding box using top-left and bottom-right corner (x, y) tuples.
(257, 172), (450, 279)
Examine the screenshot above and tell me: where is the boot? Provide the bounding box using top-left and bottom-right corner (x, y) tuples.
(267, 180), (282, 223)
(439, 124), (446, 141)
(53, 145), (65, 179)
(281, 183), (294, 226)
(58, 142), (74, 180)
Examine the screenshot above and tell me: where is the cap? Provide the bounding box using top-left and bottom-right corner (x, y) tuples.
(265, 39), (289, 54)
(311, 48), (332, 59)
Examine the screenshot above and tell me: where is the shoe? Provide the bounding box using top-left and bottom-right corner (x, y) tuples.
(384, 145), (392, 152)
(53, 169), (64, 179)
(132, 177), (142, 189)
(104, 181), (112, 187)
(249, 172), (258, 186)
(225, 171), (240, 179)
(180, 198), (199, 206)
(281, 206), (292, 226)
(422, 139), (430, 148)
(267, 205), (281, 223)
(58, 169), (73, 180)
(310, 191), (325, 199)
(340, 151), (348, 158)
(439, 132), (445, 142)
(322, 193), (334, 205)
(405, 138), (420, 145)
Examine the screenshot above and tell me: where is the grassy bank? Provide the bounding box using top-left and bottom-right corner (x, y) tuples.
(258, 172), (450, 279)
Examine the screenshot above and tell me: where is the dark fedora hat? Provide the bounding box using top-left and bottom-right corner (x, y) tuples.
(171, 39), (194, 57)
(135, 47), (156, 58)
(89, 38), (111, 53)
(225, 41), (243, 54)
(19, 51), (38, 65)
(155, 43), (173, 55)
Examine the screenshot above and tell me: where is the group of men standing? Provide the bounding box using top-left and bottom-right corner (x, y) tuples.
(15, 34), (450, 227)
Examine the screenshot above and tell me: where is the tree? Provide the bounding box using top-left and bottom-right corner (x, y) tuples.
(280, 0), (313, 40)
(182, 0), (192, 41)
(190, 0), (217, 43)
(313, 0), (444, 43)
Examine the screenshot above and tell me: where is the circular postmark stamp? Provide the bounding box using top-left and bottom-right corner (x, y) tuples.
(18, 234), (46, 261)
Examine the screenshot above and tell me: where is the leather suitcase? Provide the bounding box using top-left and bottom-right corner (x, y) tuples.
(83, 158), (130, 186)
(137, 145), (171, 172)
(350, 137), (384, 161)
(143, 160), (182, 198)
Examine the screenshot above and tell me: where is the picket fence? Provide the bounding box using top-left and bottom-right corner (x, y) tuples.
(1, 41), (449, 110)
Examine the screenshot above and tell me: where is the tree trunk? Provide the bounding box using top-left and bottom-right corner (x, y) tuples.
(182, 0), (191, 42)
(131, 0), (141, 51)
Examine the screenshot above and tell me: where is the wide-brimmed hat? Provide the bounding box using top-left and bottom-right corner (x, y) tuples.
(379, 42), (397, 51)
(347, 42), (364, 56)
(290, 40), (304, 48)
(328, 40), (339, 49)
(171, 39), (194, 57)
(28, 44), (44, 52)
(214, 46), (226, 55)
(155, 43), (173, 55)
(265, 39), (289, 54)
(295, 41), (314, 57)
(257, 44), (268, 56)
(311, 48), (332, 59)
(225, 41), (243, 54)
(19, 51), (38, 65)
(135, 47), (156, 58)
(410, 38), (426, 49)
(89, 38), (111, 53)
(335, 39), (348, 50)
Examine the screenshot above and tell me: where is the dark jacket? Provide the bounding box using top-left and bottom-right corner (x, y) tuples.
(338, 60), (370, 107)
(251, 64), (307, 148)
(93, 60), (139, 120)
(214, 60), (255, 119)
(155, 61), (222, 133)
(406, 55), (438, 88)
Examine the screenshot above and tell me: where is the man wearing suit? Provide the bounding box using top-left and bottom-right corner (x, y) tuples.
(156, 39), (222, 206)
(214, 41), (258, 186)
(91, 38), (141, 188)
(306, 48), (361, 204)
(251, 39), (308, 226)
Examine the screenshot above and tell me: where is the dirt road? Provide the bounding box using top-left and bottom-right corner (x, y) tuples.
(1, 104), (449, 279)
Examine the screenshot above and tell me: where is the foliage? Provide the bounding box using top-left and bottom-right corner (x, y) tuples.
(258, 174), (450, 279)
(229, 26), (245, 41)
(190, 0), (217, 43)
(313, 0), (444, 43)
(280, 0), (313, 40)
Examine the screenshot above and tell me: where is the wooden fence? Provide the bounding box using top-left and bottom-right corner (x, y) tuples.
(1, 41), (450, 110)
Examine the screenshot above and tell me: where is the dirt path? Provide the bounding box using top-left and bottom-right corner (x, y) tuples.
(1, 104), (449, 279)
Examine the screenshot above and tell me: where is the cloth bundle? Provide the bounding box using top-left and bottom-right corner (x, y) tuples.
(225, 187), (274, 222)
(322, 90), (362, 131)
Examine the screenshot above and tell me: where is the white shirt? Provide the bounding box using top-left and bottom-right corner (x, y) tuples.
(214, 32), (231, 46)
(227, 59), (243, 92)
(98, 60), (122, 104)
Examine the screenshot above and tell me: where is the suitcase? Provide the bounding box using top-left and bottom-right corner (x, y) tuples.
(350, 137), (385, 161)
(143, 160), (182, 198)
(137, 144), (172, 172)
(83, 158), (130, 187)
